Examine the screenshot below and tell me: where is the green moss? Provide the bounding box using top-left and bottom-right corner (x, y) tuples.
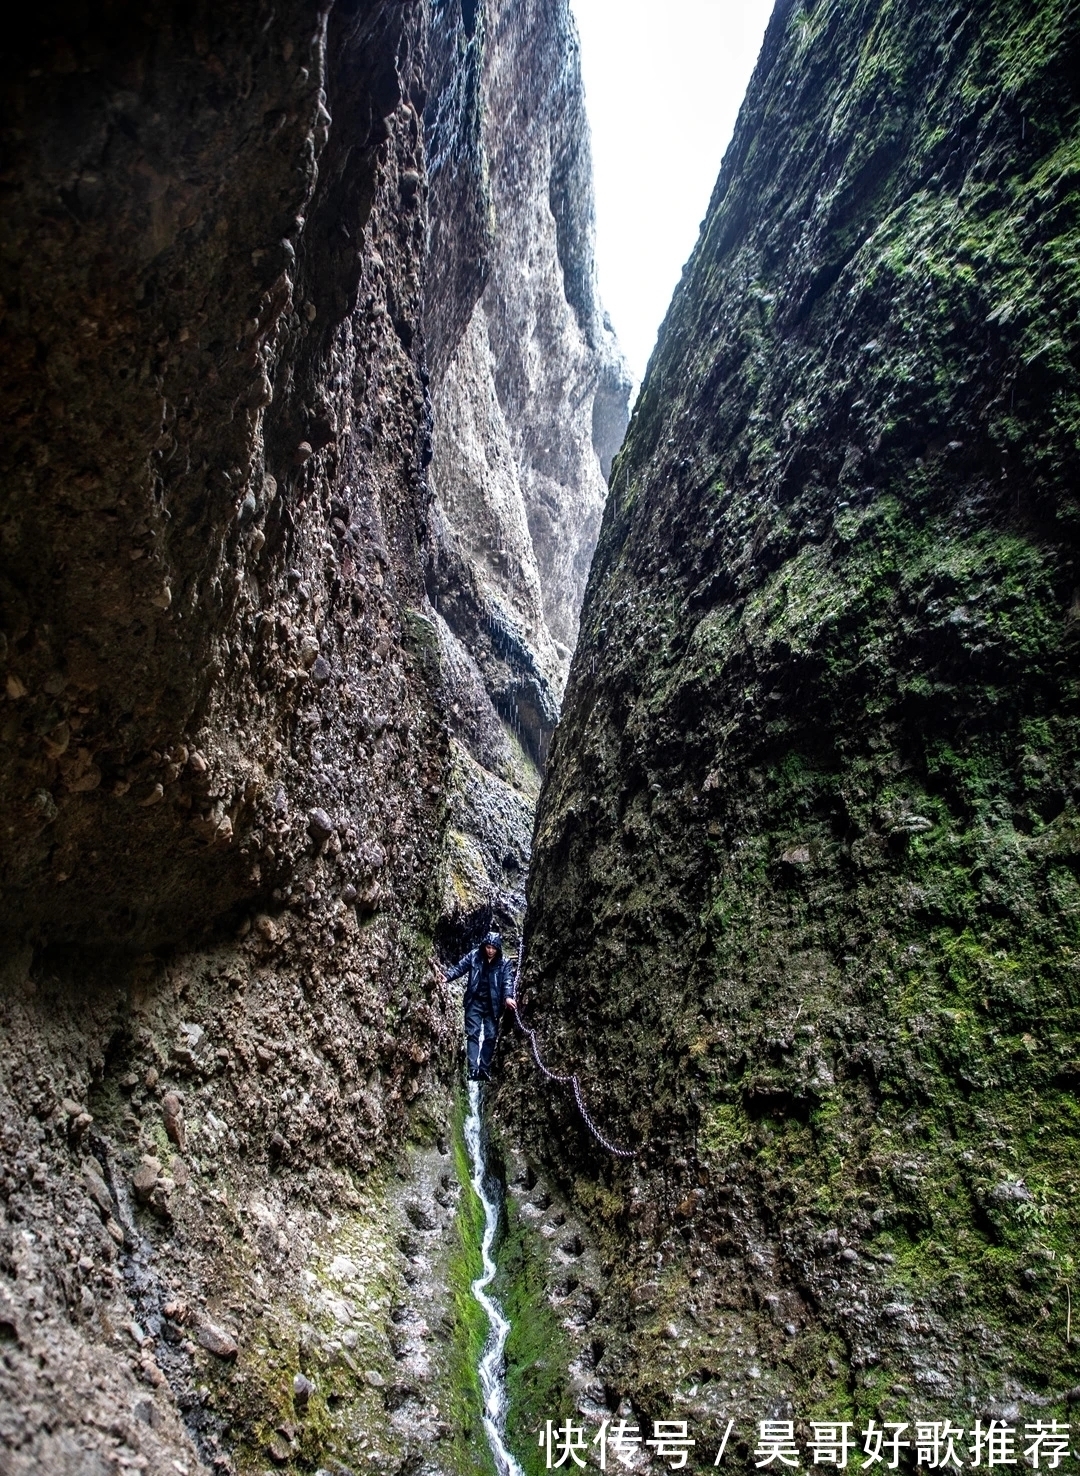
(699, 1101), (748, 1159)
(496, 1193), (575, 1476)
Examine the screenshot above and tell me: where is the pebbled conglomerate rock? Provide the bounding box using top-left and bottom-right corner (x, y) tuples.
(1, 0), (442, 952)
(516, 0), (1080, 1446)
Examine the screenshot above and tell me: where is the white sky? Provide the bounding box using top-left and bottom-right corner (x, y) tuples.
(570, 0), (777, 392)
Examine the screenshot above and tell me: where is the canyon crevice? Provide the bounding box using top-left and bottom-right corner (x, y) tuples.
(4, 0), (1080, 1472)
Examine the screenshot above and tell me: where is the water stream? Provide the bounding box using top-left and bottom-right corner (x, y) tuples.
(463, 1079), (524, 1476)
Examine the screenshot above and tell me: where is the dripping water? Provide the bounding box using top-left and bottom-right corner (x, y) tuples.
(463, 1080), (523, 1476)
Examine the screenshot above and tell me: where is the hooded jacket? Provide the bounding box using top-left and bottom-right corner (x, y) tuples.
(446, 942), (515, 1014)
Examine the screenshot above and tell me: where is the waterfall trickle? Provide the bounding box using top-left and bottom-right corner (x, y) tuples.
(463, 1080), (523, 1476)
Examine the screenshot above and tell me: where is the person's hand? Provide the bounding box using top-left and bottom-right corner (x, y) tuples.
(505, 997), (517, 1011)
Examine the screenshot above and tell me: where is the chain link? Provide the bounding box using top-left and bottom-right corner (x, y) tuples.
(509, 950), (635, 1160)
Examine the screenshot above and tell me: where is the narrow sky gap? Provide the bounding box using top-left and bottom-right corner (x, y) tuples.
(571, 0), (777, 392)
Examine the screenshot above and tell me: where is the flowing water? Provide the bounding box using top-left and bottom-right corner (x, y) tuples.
(463, 1079), (524, 1476)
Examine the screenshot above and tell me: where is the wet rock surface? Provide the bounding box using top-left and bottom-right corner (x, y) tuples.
(517, 0), (1080, 1447)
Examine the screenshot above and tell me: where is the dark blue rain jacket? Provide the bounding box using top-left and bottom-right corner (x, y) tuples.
(446, 946), (515, 1015)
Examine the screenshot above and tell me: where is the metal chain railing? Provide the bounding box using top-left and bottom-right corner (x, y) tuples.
(508, 949), (636, 1161)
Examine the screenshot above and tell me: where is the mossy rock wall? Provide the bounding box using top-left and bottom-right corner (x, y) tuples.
(516, 0), (1080, 1440)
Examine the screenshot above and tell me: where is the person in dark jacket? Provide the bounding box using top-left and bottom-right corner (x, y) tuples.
(442, 931), (516, 1081)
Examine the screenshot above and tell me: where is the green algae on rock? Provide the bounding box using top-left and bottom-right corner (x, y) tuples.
(515, 0), (1080, 1439)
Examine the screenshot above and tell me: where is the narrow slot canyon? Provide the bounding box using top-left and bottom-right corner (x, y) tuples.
(2, 2), (1079, 1474)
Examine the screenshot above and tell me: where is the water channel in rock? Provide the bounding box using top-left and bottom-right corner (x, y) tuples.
(463, 1079), (523, 1476)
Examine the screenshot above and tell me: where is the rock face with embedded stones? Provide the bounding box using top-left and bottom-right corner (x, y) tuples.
(0, 2), (619, 1472)
(0, 6), (456, 1470)
(518, 0), (1080, 1439)
(0, 2), (448, 955)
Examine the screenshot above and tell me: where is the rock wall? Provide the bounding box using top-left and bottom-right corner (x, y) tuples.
(0, 1), (622, 1472)
(425, 0), (629, 932)
(0, 5), (461, 1471)
(1, 0), (442, 954)
(518, 0), (1080, 1443)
